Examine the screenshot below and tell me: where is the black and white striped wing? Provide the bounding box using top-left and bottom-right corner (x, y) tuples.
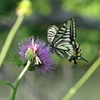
(69, 18), (76, 41)
(54, 41), (74, 59)
(52, 18), (76, 44)
(47, 18), (76, 59)
(47, 25), (58, 44)
(55, 40), (88, 63)
(51, 18), (75, 59)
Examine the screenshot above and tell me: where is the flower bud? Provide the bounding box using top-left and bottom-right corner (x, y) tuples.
(25, 46), (35, 61)
(16, 0), (32, 16)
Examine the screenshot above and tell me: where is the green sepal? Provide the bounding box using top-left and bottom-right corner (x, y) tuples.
(25, 48), (35, 61)
(23, 62), (37, 71)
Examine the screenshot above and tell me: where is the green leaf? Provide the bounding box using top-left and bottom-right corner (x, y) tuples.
(0, 81), (15, 89)
(4, 55), (24, 68)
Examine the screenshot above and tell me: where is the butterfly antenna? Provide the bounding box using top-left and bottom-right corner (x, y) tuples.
(81, 57), (88, 62)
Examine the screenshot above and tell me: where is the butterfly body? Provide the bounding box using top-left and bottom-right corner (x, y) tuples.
(47, 18), (88, 64)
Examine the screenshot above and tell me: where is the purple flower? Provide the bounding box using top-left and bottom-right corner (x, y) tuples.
(18, 37), (56, 74)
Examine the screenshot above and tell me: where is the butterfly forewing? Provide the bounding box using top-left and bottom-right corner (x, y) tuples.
(47, 25), (58, 44)
(70, 18), (76, 41)
(52, 19), (72, 44)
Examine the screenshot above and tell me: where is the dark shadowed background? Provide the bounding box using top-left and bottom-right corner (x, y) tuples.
(0, 0), (100, 100)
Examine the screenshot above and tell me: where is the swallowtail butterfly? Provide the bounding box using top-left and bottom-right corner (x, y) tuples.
(47, 18), (88, 64)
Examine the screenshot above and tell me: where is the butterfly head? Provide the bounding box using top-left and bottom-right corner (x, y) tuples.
(47, 25), (58, 44)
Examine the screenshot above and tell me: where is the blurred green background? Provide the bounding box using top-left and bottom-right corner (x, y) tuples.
(0, 0), (100, 100)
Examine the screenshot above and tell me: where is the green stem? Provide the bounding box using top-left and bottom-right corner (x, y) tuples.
(0, 15), (24, 66)
(62, 57), (100, 100)
(8, 61), (31, 100)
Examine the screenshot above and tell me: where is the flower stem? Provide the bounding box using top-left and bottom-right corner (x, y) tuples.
(62, 57), (100, 100)
(8, 60), (31, 100)
(0, 15), (24, 66)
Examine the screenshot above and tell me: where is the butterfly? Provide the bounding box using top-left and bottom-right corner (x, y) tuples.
(47, 18), (88, 64)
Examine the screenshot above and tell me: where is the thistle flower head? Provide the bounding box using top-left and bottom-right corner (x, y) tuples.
(18, 37), (56, 74)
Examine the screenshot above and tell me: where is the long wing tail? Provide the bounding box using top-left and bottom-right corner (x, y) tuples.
(81, 57), (88, 62)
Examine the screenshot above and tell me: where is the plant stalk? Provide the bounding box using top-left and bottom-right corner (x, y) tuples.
(0, 15), (24, 66)
(62, 57), (100, 100)
(8, 60), (31, 100)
